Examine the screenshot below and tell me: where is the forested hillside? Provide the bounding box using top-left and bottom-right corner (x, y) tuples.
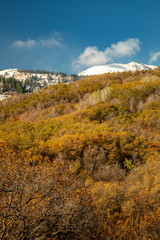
(0, 76), (24, 93)
(0, 69), (160, 239)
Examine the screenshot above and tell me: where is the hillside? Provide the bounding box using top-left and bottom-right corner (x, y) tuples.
(0, 68), (160, 239)
(0, 69), (78, 92)
(78, 61), (157, 76)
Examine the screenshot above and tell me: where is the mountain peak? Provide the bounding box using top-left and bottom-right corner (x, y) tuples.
(78, 62), (157, 76)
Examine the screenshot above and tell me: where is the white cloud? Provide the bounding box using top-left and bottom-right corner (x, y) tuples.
(76, 46), (111, 67)
(12, 39), (36, 49)
(149, 52), (160, 63)
(73, 38), (141, 69)
(105, 38), (141, 57)
(39, 38), (60, 46)
(11, 34), (61, 49)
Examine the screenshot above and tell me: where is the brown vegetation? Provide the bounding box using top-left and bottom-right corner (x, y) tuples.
(0, 69), (160, 239)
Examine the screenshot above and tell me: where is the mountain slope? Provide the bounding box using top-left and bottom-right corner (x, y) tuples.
(78, 62), (157, 76)
(1, 69), (160, 239)
(0, 69), (19, 77)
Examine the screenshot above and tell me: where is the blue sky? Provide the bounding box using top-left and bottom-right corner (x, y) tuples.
(0, 0), (160, 74)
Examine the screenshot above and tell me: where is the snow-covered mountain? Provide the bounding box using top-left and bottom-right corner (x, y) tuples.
(78, 62), (157, 76)
(0, 69), (19, 77)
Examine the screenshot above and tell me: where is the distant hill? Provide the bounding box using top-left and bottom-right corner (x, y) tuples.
(78, 62), (157, 76)
(0, 69), (78, 91)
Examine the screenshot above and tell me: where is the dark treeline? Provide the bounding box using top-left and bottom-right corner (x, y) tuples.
(18, 69), (54, 74)
(18, 69), (68, 77)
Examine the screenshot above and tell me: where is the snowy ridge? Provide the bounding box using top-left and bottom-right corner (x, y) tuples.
(78, 62), (157, 76)
(0, 69), (19, 77)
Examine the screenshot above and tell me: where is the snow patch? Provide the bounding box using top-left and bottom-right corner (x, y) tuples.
(78, 62), (157, 76)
